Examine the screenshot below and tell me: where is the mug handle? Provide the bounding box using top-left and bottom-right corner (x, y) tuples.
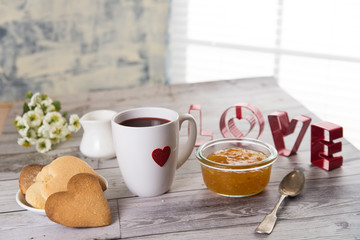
(177, 114), (197, 169)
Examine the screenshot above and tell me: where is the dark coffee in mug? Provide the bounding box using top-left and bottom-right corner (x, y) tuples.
(119, 117), (170, 127)
(111, 107), (197, 197)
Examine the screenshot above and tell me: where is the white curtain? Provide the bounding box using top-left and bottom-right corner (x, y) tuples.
(169, 0), (360, 149)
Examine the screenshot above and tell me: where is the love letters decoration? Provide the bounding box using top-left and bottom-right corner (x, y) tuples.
(311, 121), (343, 171)
(268, 111), (312, 156)
(220, 103), (264, 139)
(188, 104), (213, 147)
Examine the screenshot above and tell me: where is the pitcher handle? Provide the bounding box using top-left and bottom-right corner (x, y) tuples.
(177, 114), (197, 169)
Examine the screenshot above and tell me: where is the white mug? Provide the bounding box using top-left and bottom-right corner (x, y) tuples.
(111, 107), (197, 197)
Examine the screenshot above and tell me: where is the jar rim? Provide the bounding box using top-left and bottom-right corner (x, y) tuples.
(195, 138), (278, 170)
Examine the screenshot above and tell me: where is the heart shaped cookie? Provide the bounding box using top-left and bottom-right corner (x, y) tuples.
(45, 173), (111, 227)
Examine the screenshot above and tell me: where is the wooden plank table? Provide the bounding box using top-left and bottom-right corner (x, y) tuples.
(1, 77), (359, 239)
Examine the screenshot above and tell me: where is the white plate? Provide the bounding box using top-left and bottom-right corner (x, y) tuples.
(15, 175), (108, 215)
(16, 189), (46, 215)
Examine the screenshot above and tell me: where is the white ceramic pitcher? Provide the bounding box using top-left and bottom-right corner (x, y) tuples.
(80, 110), (117, 159)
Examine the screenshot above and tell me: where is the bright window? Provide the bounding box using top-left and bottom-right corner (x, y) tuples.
(169, 0), (360, 149)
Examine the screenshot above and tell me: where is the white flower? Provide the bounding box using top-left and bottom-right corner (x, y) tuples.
(46, 104), (56, 113)
(13, 115), (24, 132)
(68, 114), (81, 132)
(26, 128), (37, 141)
(17, 137), (33, 147)
(28, 92), (41, 108)
(64, 132), (72, 141)
(15, 92), (82, 153)
(23, 110), (42, 128)
(41, 98), (52, 106)
(15, 117), (30, 138)
(34, 105), (44, 118)
(60, 125), (71, 141)
(50, 137), (60, 145)
(49, 125), (62, 139)
(37, 125), (50, 138)
(41, 99), (55, 113)
(49, 123), (69, 139)
(13, 116), (22, 126)
(35, 138), (51, 153)
(43, 112), (65, 126)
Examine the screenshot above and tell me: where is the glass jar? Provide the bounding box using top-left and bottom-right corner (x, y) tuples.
(195, 138), (278, 197)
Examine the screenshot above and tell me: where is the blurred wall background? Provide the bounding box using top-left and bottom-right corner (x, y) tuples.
(0, 0), (169, 102)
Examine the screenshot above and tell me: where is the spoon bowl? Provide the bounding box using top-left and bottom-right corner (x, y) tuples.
(255, 169), (305, 234)
(279, 169), (305, 197)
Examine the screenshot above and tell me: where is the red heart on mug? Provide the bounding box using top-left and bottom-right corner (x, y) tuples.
(152, 146), (171, 167)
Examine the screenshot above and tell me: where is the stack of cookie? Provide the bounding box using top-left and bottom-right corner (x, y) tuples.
(18, 156), (111, 227)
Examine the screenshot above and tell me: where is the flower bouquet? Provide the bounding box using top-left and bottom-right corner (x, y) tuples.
(13, 92), (81, 153)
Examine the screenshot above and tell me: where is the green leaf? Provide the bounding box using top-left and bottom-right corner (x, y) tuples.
(62, 111), (68, 118)
(52, 101), (61, 111)
(23, 103), (30, 114)
(40, 94), (48, 101)
(25, 91), (33, 99)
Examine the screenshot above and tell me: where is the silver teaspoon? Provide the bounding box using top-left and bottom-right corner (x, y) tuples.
(255, 169), (305, 234)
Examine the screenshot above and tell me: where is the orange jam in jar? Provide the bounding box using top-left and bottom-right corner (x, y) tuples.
(195, 138), (277, 197)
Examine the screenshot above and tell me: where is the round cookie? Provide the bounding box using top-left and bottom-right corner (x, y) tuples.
(36, 156), (106, 199)
(19, 164), (43, 194)
(25, 181), (46, 209)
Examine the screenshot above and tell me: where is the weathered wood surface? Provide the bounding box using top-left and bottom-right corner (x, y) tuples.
(0, 77), (359, 239)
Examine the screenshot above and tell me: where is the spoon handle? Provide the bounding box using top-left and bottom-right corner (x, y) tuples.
(255, 194), (287, 234)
